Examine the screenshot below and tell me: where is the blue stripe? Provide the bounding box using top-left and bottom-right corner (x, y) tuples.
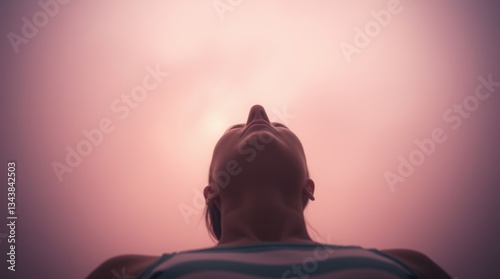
(369, 249), (419, 278)
(149, 257), (416, 279)
(136, 253), (176, 279)
(178, 242), (359, 254)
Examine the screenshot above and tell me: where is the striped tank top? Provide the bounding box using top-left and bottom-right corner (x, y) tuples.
(136, 242), (418, 279)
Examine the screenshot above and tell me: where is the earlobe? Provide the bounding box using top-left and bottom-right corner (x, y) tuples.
(203, 184), (220, 205)
(306, 192), (315, 201)
(203, 185), (212, 200)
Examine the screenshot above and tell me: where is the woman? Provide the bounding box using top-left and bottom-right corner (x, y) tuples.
(88, 105), (452, 279)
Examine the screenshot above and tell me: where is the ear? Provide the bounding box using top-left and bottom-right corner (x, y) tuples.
(203, 184), (221, 209)
(203, 185), (213, 200)
(303, 178), (315, 201)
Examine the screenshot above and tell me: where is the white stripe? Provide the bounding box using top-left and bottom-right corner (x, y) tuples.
(150, 248), (409, 276)
(173, 268), (405, 279)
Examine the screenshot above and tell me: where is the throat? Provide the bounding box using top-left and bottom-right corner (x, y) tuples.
(218, 200), (311, 245)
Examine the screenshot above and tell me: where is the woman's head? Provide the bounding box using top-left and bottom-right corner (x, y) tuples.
(204, 105), (315, 241)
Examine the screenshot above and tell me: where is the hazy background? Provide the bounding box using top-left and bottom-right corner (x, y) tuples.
(1, 0), (499, 278)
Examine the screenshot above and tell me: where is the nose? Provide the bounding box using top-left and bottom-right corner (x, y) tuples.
(246, 105), (270, 125)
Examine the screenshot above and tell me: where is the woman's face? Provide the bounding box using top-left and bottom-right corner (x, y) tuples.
(209, 105), (309, 196)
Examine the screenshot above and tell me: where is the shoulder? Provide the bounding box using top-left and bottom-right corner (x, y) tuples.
(381, 249), (452, 279)
(86, 254), (160, 279)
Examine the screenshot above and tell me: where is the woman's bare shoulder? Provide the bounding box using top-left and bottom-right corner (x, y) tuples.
(381, 249), (452, 279)
(86, 254), (160, 279)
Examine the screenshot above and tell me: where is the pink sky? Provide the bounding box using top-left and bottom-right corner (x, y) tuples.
(1, 0), (499, 278)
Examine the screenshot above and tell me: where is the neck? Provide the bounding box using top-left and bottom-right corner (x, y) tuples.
(217, 191), (313, 246)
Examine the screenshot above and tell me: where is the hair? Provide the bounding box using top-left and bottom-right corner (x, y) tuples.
(204, 167), (310, 241)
